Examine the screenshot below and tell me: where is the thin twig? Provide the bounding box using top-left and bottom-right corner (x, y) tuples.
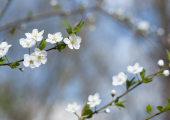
(0, 0), (12, 20)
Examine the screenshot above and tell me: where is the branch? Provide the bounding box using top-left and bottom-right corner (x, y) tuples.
(0, 0), (12, 20)
(88, 65), (170, 117)
(144, 110), (170, 120)
(0, 46), (58, 66)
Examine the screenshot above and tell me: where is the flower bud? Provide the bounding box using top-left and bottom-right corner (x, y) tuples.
(158, 59), (164, 67)
(111, 90), (116, 97)
(104, 108), (110, 113)
(19, 68), (24, 72)
(163, 70), (170, 76)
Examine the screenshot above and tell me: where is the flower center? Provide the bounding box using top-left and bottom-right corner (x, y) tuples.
(38, 55), (42, 60)
(70, 40), (77, 45)
(26, 42), (30, 46)
(29, 60), (34, 64)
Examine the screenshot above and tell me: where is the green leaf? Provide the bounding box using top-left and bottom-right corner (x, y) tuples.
(143, 78), (152, 83)
(0, 58), (9, 62)
(66, 28), (72, 34)
(130, 77), (135, 83)
(82, 109), (93, 117)
(115, 103), (125, 108)
(72, 19), (84, 34)
(61, 21), (72, 29)
(166, 50), (170, 61)
(0, 61), (4, 64)
(157, 71), (163, 75)
(56, 42), (66, 52)
(140, 69), (146, 79)
(163, 103), (170, 112)
(126, 79), (131, 89)
(157, 106), (163, 112)
(119, 99), (127, 104)
(10, 27), (15, 34)
(39, 39), (46, 50)
(81, 104), (93, 119)
(146, 104), (152, 114)
(11, 61), (20, 69)
(28, 11), (33, 18)
(131, 80), (140, 86)
(167, 98), (170, 103)
(81, 104), (90, 116)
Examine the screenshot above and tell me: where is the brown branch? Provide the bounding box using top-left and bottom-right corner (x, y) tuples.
(0, 0), (12, 20)
(0, 46), (58, 66)
(0, 8), (88, 31)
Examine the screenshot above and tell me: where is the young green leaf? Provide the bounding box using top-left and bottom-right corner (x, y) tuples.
(163, 103), (170, 112)
(39, 39), (46, 50)
(81, 104), (90, 116)
(146, 104), (152, 114)
(167, 98), (170, 103)
(126, 79), (131, 89)
(166, 50), (170, 61)
(56, 42), (66, 52)
(0, 61), (4, 64)
(119, 99), (127, 104)
(140, 69), (146, 79)
(10, 27), (16, 34)
(81, 104), (93, 119)
(61, 21), (72, 30)
(11, 61), (20, 69)
(66, 28), (72, 35)
(157, 106), (163, 112)
(143, 78), (152, 83)
(131, 80), (140, 86)
(115, 103), (125, 108)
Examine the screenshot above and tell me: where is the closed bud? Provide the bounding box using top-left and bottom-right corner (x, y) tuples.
(104, 108), (110, 113)
(158, 59), (164, 67)
(19, 68), (24, 72)
(111, 89), (116, 97)
(163, 70), (170, 76)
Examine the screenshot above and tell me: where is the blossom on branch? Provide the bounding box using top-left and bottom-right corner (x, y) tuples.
(87, 93), (101, 107)
(105, 108), (110, 113)
(66, 102), (81, 113)
(25, 29), (44, 41)
(31, 48), (47, 66)
(46, 32), (63, 44)
(158, 59), (164, 67)
(23, 54), (38, 69)
(64, 33), (81, 49)
(19, 38), (36, 48)
(0, 42), (12, 58)
(112, 72), (127, 86)
(127, 63), (143, 74)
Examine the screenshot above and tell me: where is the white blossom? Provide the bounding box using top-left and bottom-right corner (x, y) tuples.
(66, 102), (81, 113)
(111, 89), (116, 96)
(158, 59), (164, 67)
(46, 32), (63, 44)
(23, 54), (38, 69)
(157, 28), (165, 36)
(25, 29), (44, 41)
(64, 33), (81, 49)
(137, 21), (150, 31)
(105, 108), (110, 113)
(50, 0), (58, 6)
(19, 38), (36, 48)
(31, 48), (47, 66)
(0, 42), (12, 58)
(127, 63), (143, 74)
(112, 72), (127, 86)
(163, 70), (170, 76)
(87, 93), (101, 107)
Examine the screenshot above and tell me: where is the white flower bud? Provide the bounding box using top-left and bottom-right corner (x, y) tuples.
(105, 108), (110, 113)
(158, 59), (164, 67)
(163, 70), (170, 76)
(111, 89), (116, 97)
(19, 68), (24, 72)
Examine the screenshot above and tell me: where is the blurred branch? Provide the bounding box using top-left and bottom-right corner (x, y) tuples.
(144, 110), (170, 120)
(0, 0), (12, 21)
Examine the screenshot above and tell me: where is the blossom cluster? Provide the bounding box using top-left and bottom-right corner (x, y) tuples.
(19, 29), (82, 69)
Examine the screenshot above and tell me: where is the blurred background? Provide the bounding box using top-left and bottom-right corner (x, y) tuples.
(0, 0), (170, 120)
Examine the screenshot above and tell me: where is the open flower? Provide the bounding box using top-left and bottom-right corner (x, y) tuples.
(46, 32), (63, 44)
(112, 72), (127, 86)
(87, 93), (101, 107)
(31, 48), (47, 66)
(19, 38), (36, 48)
(0, 42), (12, 58)
(23, 54), (38, 69)
(66, 102), (81, 113)
(25, 29), (44, 41)
(64, 33), (81, 49)
(127, 63), (143, 74)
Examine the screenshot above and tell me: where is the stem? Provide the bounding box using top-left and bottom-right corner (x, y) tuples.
(144, 112), (161, 120)
(0, 46), (58, 66)
(74, 112), (80, 119)
(5, 56), (9, 63)
(136, 74), (140, 80)
(92, 65), (170, 115)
